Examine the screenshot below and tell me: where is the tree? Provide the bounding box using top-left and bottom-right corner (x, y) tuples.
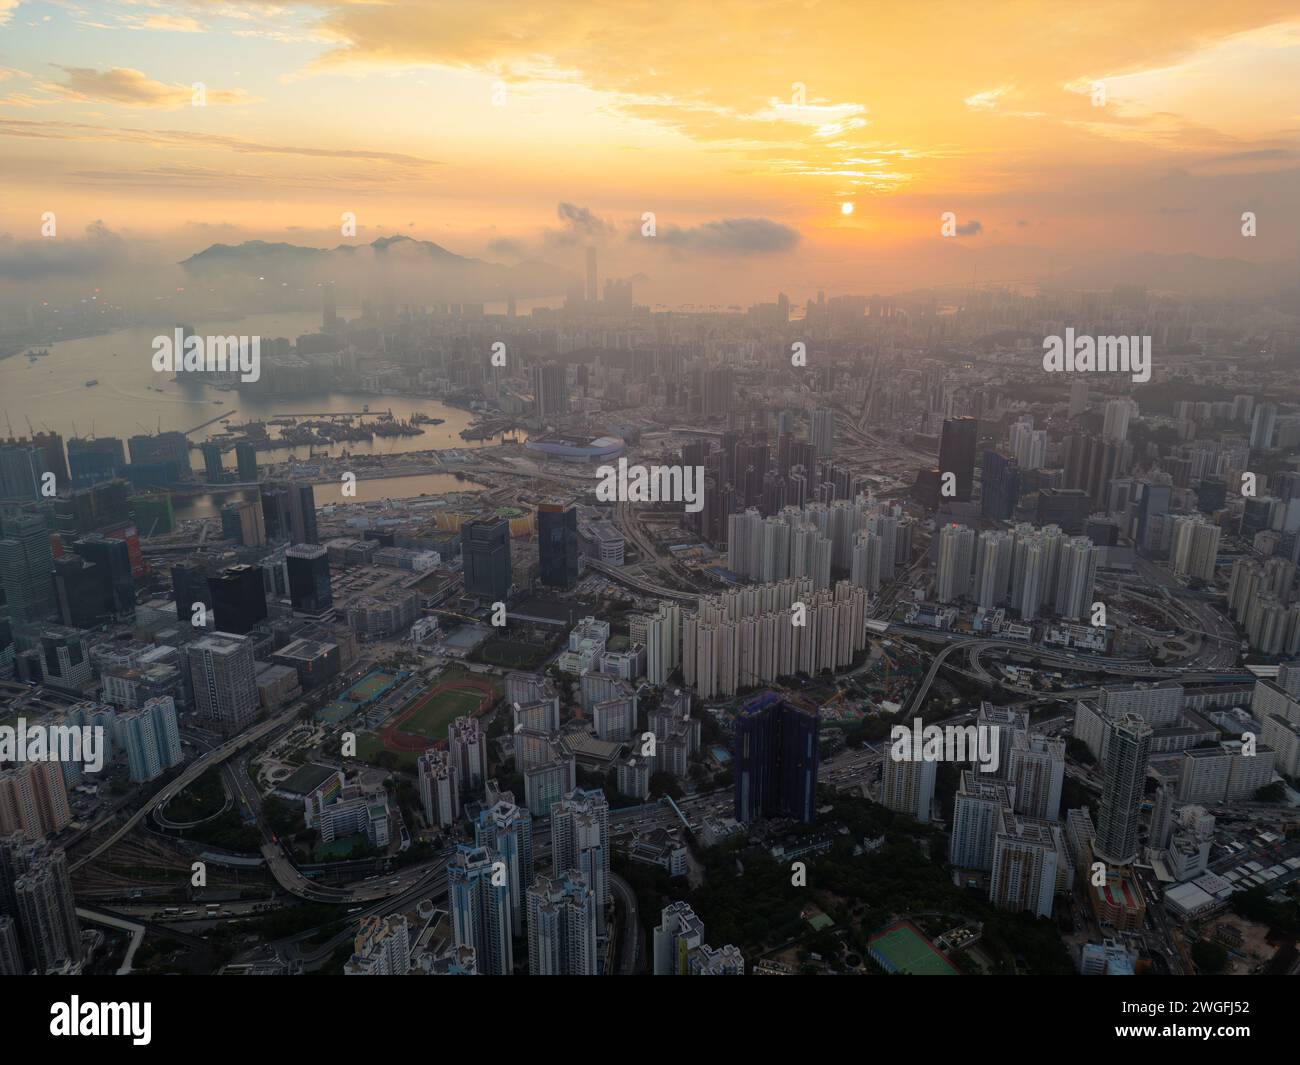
(1254, 781), (1286, 803)
(649, 772), (683, 801)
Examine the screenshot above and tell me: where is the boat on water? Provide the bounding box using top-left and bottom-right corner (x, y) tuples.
(85, 379), (98, 387)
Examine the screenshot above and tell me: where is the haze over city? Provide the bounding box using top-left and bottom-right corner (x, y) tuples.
(2, 1), (1298, 307)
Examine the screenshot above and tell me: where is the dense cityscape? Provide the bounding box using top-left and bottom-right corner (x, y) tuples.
(0, 3), (1296, 1027)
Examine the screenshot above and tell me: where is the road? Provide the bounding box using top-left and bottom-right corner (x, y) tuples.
(609, 872), (643, 974)
(586, 557), (701, 604)
(70, 708), (298, 873)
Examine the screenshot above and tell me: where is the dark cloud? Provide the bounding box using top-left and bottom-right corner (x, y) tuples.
(545, 202), (612, 246)
(0, 220), (127, 279)
(1210, 148), (1297, 164)
(653, 217), (800, 255)
(955, 219), (983, 236)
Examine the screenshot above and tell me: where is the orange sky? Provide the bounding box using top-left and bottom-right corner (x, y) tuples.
(2, 1), (1297, 298)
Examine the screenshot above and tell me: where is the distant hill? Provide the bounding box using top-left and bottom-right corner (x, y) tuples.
(181, 235), (575, 302)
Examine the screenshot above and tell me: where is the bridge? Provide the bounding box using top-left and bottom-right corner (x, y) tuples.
(182, 410), (238, 435)
(585, 558), (701, 605)
(70, 709), (297, 873)
(901, 633), (1254, 714)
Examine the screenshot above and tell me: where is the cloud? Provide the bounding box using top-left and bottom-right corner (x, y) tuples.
(0, 220), (128, 280)
(0, 117), (437, 168)
(954, 219), (983, 236)
(964, 86), (1013, 110)
(133, 15), (206, 34)
(544, 202), (613, 246)
(40, 67), (256, 109)
(749, 99), (869, 138)
(653, 217), (800, 255)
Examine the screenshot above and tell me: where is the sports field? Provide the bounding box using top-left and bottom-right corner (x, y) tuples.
(479, 638), (548, 669)
(315, 669), (403, 724)
(354, 731), (419, 771)
(403, 688), (484, 739)
(345, 670), (397, 702)
(867, 921), (959, 976)
(378, 676), (498, 752)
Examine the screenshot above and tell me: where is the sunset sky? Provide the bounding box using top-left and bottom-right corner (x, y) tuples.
(2, 1), (1297, 300)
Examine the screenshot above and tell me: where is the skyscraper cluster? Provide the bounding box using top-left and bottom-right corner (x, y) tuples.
(652, 901), (743, 975)
(1228, 557), (1300, 654)
(1009, 416), (1048, 471)
(448, 785), (610, 976)
(0, 762), (71, 840)
(0, 836), (82, 975)
(682, 578), (870, 698)
(727, 496), (911, 591)
(942, 711), (1072, 918)
(1170, 515), (1221, 582)
(936, 522), (1099, 621)
(118, 695), (184, 783)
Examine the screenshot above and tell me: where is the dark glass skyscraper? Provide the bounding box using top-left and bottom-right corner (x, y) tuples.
(938, 417), (978, 502)
(463, 518), (512, 600)
(532, 363), (570, 423)
(53, 554), (111, 628)
(0, 510), (56, 624)
(71, 533), (135, 618)
(208, 564), (268, 634)
(286, 544), (333, 614)
(66, 436), (125, 487)
(733, 691), (820, 824)
(980, 449), (1020, 522)
(537, 503), (578, 589)
(235, 440), (259, 483)
(296, 482), (319, 544)
(1035, 487), (1091, 534)
(259, 484), (287, 542)
(171, 560), (211, 622)
(201, 441), (226, 485)
(259, 481), (318, 544)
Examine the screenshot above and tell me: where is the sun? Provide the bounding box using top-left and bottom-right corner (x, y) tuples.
(840, 202), (855, 216)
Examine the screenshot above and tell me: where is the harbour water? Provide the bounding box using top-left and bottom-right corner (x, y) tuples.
(2, 310), (518, 517)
